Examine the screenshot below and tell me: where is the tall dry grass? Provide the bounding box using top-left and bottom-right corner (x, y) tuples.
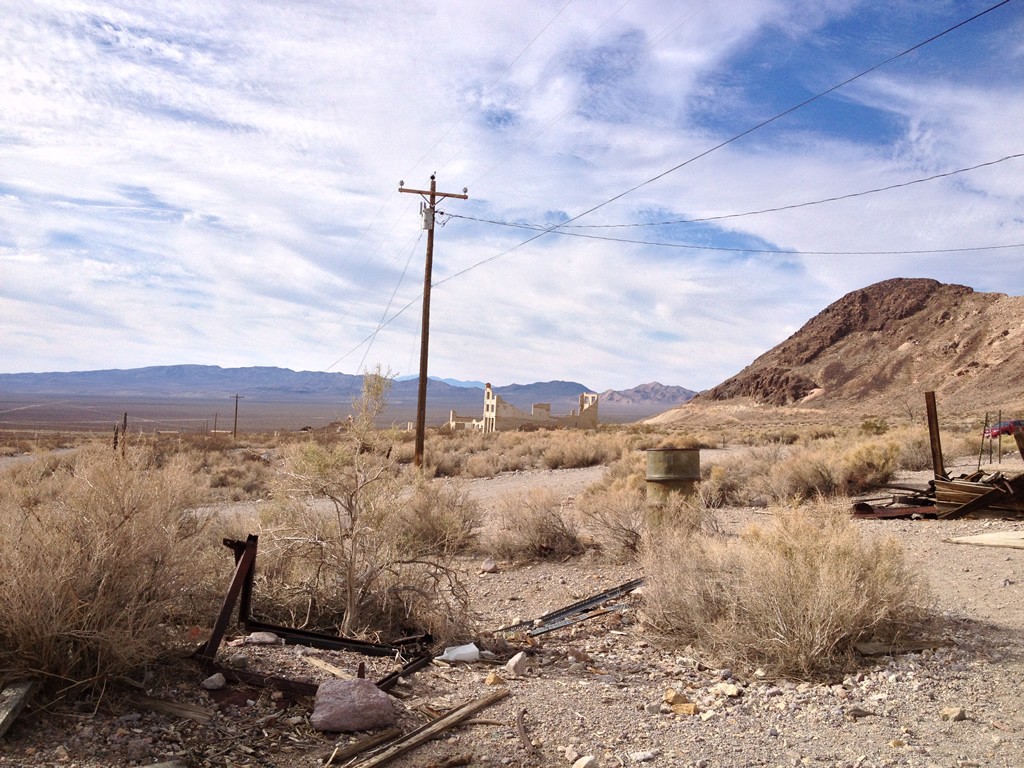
(489, 488), (585, 561)
(641, 500), (931, 678)
(0, 445), (214, 697)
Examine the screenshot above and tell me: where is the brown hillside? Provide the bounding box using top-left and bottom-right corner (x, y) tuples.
(684, 278), (1024, 420)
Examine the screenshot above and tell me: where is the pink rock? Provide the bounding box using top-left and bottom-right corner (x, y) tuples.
(310, 679), (397, 733)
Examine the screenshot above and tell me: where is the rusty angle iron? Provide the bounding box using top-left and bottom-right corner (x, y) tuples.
(195, 534), (432, 694)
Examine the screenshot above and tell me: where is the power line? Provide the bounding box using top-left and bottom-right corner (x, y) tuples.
(559, 0), (1014, 226)
(556, 152), (1024, 228)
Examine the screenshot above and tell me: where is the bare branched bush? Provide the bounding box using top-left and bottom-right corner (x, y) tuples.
(265, 370), (471, 643)
(490, 489), (585, 561)
(577, 487), (647, 559)
(641, 501), (931, 678)
(577, 483), (719, 561)
(540, 430), (623, 469)
(0, 445), (211, 697)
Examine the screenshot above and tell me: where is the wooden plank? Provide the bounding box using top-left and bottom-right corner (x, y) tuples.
(304, 656), (354, 680)
(946, 531), (1024, 550)
(351, 688), (510, 767)
(126, 695), (214, 723)
(325, 727), (402, 765)
(0, 680), (38, 738)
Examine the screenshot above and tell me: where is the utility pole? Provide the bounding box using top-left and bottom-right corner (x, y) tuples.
(398, 175), (468, 467)
(231, 394), (244, 438)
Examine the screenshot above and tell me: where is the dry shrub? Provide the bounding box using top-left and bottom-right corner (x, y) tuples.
(0, 445), (212, 697)
(641, 502), (930, 678)
(258, 371), (472, 644)
(391, 480), (480, 556)
(578, 485), (719, 561)
(577, 487), (647, 559)
(540, 430), (622, 469)
(490, 489), (585, 560)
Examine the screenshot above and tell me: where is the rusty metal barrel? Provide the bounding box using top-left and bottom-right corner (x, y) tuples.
(646, 447), (700, 501)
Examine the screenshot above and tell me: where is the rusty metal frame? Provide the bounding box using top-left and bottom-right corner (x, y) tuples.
(195, 534), (433, 693)
(495, 578), (644, 636)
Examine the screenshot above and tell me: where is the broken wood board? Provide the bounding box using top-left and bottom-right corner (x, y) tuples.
(0, 680), (38, 738)
(351, 687), (510, 767)
(945, 531), (1024, 550)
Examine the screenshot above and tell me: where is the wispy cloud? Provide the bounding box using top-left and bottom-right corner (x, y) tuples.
(1, 0), (1021, 390)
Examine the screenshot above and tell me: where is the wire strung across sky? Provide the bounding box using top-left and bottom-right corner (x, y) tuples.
(333, 0), (1016, 366)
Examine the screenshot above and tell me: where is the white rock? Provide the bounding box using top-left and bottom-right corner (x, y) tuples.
(630, 750), (659, 763)
(505, 650), (529, 676)
(244, 631), (281, 645)
(480, 557), (499, 573)
(572, 757), (598, 768)
(200, 673), (226, 691)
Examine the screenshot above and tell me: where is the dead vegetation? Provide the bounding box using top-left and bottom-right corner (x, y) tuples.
(0, 405), (964, 703)
(640, 500), (932, 678)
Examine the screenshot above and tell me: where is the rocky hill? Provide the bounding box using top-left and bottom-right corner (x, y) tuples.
(683, 278), (1023, 419)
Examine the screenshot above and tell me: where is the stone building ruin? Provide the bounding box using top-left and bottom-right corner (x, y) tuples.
(449, 383), (599, 432)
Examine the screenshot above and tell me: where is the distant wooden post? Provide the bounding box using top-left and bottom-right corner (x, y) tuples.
(925, 392), (947, 480)
(112, 423), (119, 451)
(121, 412), (128, 456)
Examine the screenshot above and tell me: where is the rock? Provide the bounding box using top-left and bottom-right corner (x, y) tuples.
(711, 682), (742, 698)
(310, 679), (397, 733)
(672, 702), (699, 716)
(481, 557), (498, 574)
(662, 688), (687, 704)
(630, 750), (659, 762)
(505, 651), (529, 676)
(485, 671), (506, 686)
(244, 631), (281, 645)
(226, 653), (249, 668)
(572, 757), (598, 768)
(940, 706), (967, 722)
(200, 673), (226, 691)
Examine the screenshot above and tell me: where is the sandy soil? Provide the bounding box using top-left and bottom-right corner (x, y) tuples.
(2, 454), (1024, 768)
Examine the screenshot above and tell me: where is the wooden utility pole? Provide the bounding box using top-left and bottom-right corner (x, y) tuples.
(398, 175), (468, 468)
(231, 394), (244, 438)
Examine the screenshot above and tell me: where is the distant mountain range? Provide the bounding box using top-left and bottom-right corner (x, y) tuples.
(0, 366), (697, 430)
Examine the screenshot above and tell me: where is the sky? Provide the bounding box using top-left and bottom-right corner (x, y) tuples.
(2, 0), (1023, 392)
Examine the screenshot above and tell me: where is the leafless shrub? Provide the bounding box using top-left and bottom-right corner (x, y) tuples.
(0, 445), (212, 697)
(264, 370), (472, 644)
(490, 489), (585, 561)
(578, 484), (719, 561)
(641, 500), (931, 678)
(540, 430), (624, 469)
(577, 486), (647, 559)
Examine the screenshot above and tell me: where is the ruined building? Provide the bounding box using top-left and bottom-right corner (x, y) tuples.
(449, 383), (599, 432)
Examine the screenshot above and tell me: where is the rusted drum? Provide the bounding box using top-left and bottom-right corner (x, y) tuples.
(646, 448), (700, 502)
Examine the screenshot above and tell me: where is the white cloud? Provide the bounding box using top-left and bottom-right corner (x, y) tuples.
(1, 0), (1021, 390)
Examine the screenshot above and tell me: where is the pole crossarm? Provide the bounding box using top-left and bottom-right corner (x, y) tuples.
(398, 187), (468, 200)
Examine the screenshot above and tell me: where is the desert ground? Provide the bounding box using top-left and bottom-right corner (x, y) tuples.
(2, 450), (1024, 768)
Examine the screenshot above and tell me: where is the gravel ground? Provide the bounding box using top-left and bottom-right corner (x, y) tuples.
(2, 457), (1024, 768)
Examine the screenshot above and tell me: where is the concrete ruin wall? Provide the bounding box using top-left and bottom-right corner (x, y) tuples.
(449, 383), (599, 432)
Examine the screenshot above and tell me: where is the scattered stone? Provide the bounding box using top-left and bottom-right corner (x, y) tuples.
(845, 707), (877, 721)
(572, 756), (598, 768)
(940, 706), (967, 722)
(485, 671), (506, 686)
(505, 651), (529, 676)
(244, 631), (281, 645)
(711, 682), (742, 698)
(481, 557), (499, 574)
(200, 673), (226, 691)
(630, 749), (659, 762)
(672, 702), (699, 716)
(226, 653), (249, 668)
(662, 688), (687, 705)
(310, 679), (397, 733)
